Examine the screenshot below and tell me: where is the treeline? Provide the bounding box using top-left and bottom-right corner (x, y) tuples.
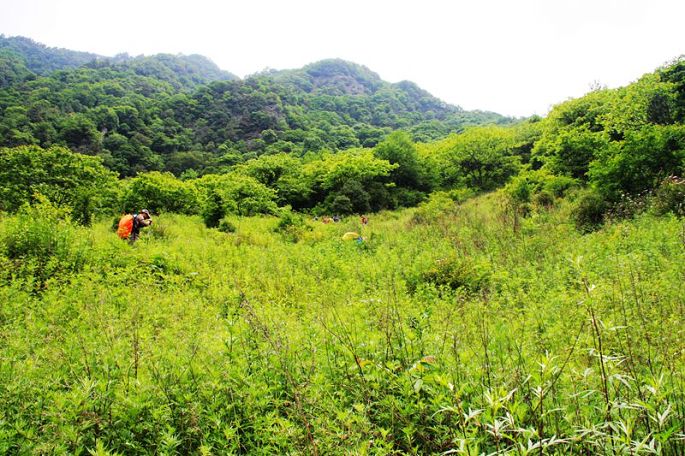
(508, 57), (685, 229)
(1, 36), (684, 230)
(2, 56), (685, 228)
(0, 36), (511, 177)
(0, 123), (532, 226)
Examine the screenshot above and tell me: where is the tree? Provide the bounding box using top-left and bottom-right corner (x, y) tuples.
(429, 127), (520, 191)
(235, 154), (312, 208)
(374, 131), (424, 189)
(59, 113), (102, 154)
(535, 127), (610, 180)
(122, 171), (199, 214)
(589, 124), (685, 201)
(304, 149), (396, 213)
(0, 145), (117, 223)
(196, 173), (278, 221)
(0, 50), (33, 88)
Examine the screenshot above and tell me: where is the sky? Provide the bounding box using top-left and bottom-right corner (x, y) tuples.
(1, 0), (684, 117)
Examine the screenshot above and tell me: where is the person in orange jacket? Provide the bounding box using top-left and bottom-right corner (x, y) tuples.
(117, 209), (152, 244)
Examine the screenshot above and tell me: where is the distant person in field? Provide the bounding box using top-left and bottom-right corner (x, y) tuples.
(117, 209), (153, 244)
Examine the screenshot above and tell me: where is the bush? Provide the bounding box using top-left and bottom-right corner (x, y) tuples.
(605, 191), (651, 220)
(447, 187), (475, 203)
(410, 192), (457, 225)
(196, 173), (278, 226)
(572, 190), (609, 233)
(0, 199), (88, 288)
(0, 145), (118, 223)
(589, 124), (685, 201)
(506, 176), (532, 204)
(505, 169), (577, 205)
(147, 218), (169, 240)
(544, 173), (578, 198)
(407, 255), (490, 294)
(218, 217), (237, 233)
(390, 187), (427, 208)
(533, 189), (555, 208)
(122, 171), (199, 215)
(273, 208), (310, 242)
(201, 191), (225, 228)
(652, 176), (685, 216)
(326, 193), (354, 215)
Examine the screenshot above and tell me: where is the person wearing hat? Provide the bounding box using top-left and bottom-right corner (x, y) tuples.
(129, 209), (153, 244)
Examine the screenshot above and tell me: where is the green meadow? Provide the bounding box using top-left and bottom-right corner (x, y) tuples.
(1, 194), (683, 454)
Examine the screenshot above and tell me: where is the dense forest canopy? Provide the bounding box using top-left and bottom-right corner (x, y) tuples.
(0, 35), (684, 226)
(0, 36), (511, 178)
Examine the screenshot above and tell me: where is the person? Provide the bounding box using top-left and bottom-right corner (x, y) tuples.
(129, 209), (153, 244)
(118, 209), (153, 244)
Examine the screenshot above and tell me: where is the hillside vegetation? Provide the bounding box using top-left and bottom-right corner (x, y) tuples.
(0, 36), (684, 454)
(1, 194), (684, 454)
(2, 38), (684, 220)
(0, 36), (510, 177)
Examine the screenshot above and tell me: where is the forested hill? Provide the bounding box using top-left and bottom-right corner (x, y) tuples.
(0, 35), (512, 177)
(0, 35), (238, 88)
(0, 35), (102, 74)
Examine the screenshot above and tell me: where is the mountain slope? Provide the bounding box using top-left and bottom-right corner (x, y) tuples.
(0, 36), (513, 176)
(0, 35), (238, 89)
(0, 35), (102, 74)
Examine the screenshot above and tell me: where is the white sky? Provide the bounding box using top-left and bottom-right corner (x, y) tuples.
(1, 0), (684, 117)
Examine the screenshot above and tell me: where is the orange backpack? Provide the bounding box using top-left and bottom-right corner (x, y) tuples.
(117, 214), (134, 239)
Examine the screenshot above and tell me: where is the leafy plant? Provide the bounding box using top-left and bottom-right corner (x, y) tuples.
(652, 175), (685, 216)
(572, 189), (609, 232)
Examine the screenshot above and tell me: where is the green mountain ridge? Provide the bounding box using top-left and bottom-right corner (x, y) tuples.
(0, 35), (238, 89)
(0, 35), (102, 74)
(0, 35), (513, 177)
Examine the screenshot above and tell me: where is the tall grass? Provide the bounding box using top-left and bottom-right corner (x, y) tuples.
(0, 193), (683, 454)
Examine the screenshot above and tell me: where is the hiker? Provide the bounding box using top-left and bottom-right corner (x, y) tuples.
(117, 209), (153, 244)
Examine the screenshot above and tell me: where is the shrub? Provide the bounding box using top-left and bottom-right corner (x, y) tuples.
(218, 217), (237, 233)
(544, 173), (577, 198)
(447, 187), (475, 203)
(390, 187), (427, 208)
(572, 189), (609, 233)
(652, 176), (685, 216)
(201, 191), (225, 228)
(504, 169), (577, 205)
(147, 218), (169, 240)
(273, 207), (310, 242)
(533, 189), (555, 208)
(0, 145), (118, 223)
(196, 173), (278, 227)
(122, 171), (199, 215)
(409, 192), (457, 225)
(605, 190), (651, 220)
(326, 193), (354, 215)
(407, 255), (490, 294)
(505, 175), (532, 204)
(589, 124), (685, 201)
(0, 199), (88, 287)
